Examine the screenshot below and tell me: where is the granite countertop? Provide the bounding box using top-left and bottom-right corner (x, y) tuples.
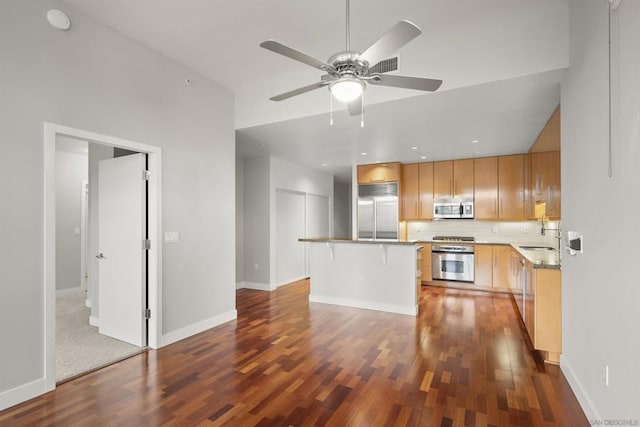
(299, 238), (418, 246)
(414, 239), (561, 270)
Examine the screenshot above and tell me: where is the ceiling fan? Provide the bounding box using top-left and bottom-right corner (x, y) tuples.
(260, 0), (443, 117)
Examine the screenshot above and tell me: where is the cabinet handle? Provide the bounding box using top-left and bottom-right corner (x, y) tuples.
(453, 180), (457, 197)
(416, 200), (419, 217)
(500, 198), (503, 216)
(494, 199), (497, 216)
(494, 252), (497, 268)
(535, 174), (541, 194)
(547, 186), (552, 211)
(449, 179), (453, 197)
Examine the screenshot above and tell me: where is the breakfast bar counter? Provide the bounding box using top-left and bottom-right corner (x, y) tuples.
(299, 239), (420, 316)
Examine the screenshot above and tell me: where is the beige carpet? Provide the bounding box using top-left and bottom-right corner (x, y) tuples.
(56, 290), (143, 383)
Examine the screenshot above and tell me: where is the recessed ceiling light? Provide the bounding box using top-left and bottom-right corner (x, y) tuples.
(420, 156), (427, 160)
(410, 146), (418, 150)
(321, 163), (328, 166)
(47, 9), (71, 31)
(471, 139), (479, 144)
(361, 152), (367, 156)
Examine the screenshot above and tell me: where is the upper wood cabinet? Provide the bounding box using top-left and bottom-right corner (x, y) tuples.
(401, 164), (420, 220)
(433, 159), (473, 200)
(530, 151), (561, 219)
(418, 162), (434, 220)
(498, 155), (525, 220)
(529, 107), (560, 153)
(401, 162), (433, 220)
(357, 162), (401, 184)
(473, 157), (498, 219)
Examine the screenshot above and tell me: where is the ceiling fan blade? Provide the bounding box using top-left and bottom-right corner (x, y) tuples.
(369, 74), (443, 92)
(269, 82), (327, 101)
(358, 20), (421, 67)
(346, 98), (363, 116)
(260, 40), (333, 71)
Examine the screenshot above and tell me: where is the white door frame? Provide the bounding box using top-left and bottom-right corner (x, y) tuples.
(44, 122), (162, 392)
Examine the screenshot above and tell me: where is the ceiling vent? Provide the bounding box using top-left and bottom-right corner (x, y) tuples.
(369, 57), (399, 75)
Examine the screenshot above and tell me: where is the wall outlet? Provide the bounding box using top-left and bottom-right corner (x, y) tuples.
(254, 263), (259, 271)
(523, 226), (529, 233)
(603, 364), (609, 386)
(491, 226), (498, 233)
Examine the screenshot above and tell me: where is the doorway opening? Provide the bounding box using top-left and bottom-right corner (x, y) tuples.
(44, 123), (162, 391)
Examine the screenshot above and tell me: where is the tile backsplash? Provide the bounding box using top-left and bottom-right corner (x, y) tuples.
(406, 219), (561, 246)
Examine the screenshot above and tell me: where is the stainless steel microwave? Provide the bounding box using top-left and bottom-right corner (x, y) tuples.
(433, 199), (474, 219)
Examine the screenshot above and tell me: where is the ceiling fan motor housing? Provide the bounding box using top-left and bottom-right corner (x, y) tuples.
(328, 51), (369, 79)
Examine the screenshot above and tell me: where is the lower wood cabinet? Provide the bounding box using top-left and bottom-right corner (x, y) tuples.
(533, 268), (562, 364)
(419, 243), (432, 282)
(491, 245), (512, 289)
(473, 245), (493, 287)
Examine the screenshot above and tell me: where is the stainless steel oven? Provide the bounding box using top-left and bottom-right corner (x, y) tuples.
(431, 244), (475, 282)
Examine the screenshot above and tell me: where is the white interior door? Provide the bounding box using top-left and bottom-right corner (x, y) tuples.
(98, 153), (146, 346)
(276, 190), (306, 286)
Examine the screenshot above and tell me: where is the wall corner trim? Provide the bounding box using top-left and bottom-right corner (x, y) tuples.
(561, 357), (600, 421)
(242, 281), (275, 291)
(160, 310), (238, 347)
(0, 378), (50, 412)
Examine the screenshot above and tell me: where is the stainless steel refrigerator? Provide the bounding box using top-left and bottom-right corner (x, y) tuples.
(357, 182), (399, 240)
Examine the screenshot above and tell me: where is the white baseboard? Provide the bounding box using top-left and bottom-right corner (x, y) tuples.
(236, 282), (245, 289)
(85, 299), (91, 308)
(309, 294), (417, 316)
(0, 378), (50, 412)
(89, 316), (99, 327)
(240, 281), (275, 291)
(561, 356), (599, 421)
(161, 310), (238, 347)
(275, 276), (306, 289)
(55, 287), (82, 298)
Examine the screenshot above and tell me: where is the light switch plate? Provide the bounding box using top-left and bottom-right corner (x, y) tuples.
(164, 231), (180, 243)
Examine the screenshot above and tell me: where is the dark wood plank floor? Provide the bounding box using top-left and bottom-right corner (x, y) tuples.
(0, 280), (588, 426)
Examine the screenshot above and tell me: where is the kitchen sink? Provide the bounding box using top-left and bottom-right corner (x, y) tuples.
(519, 245), (555, 251)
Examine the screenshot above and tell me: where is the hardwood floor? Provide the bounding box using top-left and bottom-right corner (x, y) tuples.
(0, 280), (588, 426)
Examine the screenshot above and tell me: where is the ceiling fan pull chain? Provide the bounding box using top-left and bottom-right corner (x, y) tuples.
(360, 93), (364, 128)
(330, 92), (334, 126)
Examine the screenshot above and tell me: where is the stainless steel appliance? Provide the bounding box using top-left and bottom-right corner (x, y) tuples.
(357, 182), (398, 240)
(432, 244), (475, 282)
(433, 198), (474, 219)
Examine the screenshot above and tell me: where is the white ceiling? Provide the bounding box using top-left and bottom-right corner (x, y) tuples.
(63, 0), (569, 182)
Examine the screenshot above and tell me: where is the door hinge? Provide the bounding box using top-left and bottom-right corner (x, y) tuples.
(143, 239), (151, 250)
(143, 308), (151, 319)
(143, 170), (151, 181)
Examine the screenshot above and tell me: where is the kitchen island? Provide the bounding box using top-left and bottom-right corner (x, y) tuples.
(300, 239), (420, 316)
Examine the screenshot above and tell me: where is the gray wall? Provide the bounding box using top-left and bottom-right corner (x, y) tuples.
(235, 156), (244, 286)
(0, 0), (235, 397)
(561, 0), (640, 419)
(333, 180), (351, 239)
(242, 157), (271, 285)
(55, 151), (88, 291)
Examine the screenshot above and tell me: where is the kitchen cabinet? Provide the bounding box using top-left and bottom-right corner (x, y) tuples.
(473, 157), (498, 219)
(401, 163), (434, 220)
(524, 260), (535, 340)
(419, 243), (432, 282)
(433, 159), (473, 200)
(418, 162), (434, 220)
(534, 269), (562, 364)
(498, 155), (525, 220)
(357, 162), (401, 184)
(473, 245), (493, 287)
(401, 163), (420, 220)
(492, 245), (512, 289)
(530, 151), (561, 219)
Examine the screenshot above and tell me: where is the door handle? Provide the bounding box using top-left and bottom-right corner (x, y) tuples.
(96, 253), (106, 259)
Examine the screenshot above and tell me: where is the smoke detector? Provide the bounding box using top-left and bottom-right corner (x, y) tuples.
(47, 9), (71, 31)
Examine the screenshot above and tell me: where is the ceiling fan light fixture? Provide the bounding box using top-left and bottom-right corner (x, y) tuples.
(329, 78), (364, 103)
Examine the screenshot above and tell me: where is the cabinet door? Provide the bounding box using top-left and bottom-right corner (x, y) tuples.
(473, 157), (498, 219)
(498, 155), (525, 220)
(418, 162), (434, 219)
(401, 163), (419, 220)
(420, 243), (432, 281)
(524, 262), (535, 339)
(492, 245), (511, 289)
(433, 161), (453, 199)
(530, 151), (561, 219)
(357, 163), (401, 183)
(474, 245), (493, 287)
(453, 159), (474, 199)
(534, 269), (562, 356)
